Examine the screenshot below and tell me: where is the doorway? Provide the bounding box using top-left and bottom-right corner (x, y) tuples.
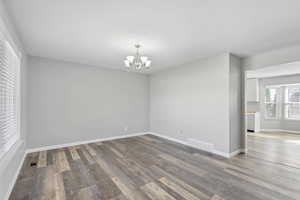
(244, 62), (300, 167)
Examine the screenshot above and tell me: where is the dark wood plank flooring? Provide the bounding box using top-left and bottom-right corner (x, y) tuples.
(9, 133), (300, 200)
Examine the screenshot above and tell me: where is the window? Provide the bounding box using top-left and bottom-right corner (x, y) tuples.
(0, 36), (20, 158)
(285, 85), (300, 120)
(264, 87), (280, 119)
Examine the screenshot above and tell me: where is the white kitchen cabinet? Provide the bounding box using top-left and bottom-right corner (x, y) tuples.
(247, 112), (260, 132)
(247, 78), (259, 102)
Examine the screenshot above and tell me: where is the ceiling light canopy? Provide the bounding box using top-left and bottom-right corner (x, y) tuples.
(124, 44), (151, 71)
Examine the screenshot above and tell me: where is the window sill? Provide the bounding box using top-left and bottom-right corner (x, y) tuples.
(264, 118), (280, 121)
(284, 118), (300, 121)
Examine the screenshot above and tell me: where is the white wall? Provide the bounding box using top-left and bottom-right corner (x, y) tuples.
(27, 56), (149, 149)
(150, 54), (241, 154)
(0, 1), (27, 199)
(243, 44), (300, 71)
(259, 74), (300, 132)
(247, 102), (260, 112)
(229, 55), (242, 152)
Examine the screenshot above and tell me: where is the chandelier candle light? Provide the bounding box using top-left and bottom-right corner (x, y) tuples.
(124, 44), (151, 71)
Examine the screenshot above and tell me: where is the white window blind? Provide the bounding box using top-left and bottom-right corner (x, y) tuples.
(0, 36), (20, 157)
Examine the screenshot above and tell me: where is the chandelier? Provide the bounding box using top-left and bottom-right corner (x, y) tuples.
(124, 44), (151, 71)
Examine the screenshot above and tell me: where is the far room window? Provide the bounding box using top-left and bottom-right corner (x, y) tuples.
(0, 35), (21, 158)
(264, 86), (280, 119)
(285, 85), (300, 120)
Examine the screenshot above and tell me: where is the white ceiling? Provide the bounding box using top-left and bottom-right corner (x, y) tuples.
(247, 61), (300, 78)
(5, 0), (300, 73)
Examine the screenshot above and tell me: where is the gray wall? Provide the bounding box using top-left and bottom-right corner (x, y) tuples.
(150, 54), (233, 153)
(229, 55), (242, 152)
(259, 74), (300, 132)
(27, 56), (149, 149)
(243, 44), (300, 71)
(247, 102), (260, 112)
(0, 0), (27, 198)
(28, 54), (243, 155)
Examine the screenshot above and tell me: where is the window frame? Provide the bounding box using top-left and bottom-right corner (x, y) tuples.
(284, 84), (300, 121)
(264, 86), (281, 120)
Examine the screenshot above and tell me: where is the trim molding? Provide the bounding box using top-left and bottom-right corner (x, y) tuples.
(260, 129), (300, 134)
(26, 132), (148, 153)
(213, 149), (243, 158)
(148, 132), (241, 158)
(240, 148), (247, 153)
(229, 149), (244, 157)
(4, 141), (26, 200)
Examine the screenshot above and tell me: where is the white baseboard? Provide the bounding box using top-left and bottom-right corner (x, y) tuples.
(148, 132), (241, 158)
(229, 149), (244, 157)
(213, 149), (243, 158)
(240, 148), (247, 153)
(4, 142), (26, 200)
(260, 129), (300, 134)
(26, 132), (148, 153)
(25, 131), (244, 158)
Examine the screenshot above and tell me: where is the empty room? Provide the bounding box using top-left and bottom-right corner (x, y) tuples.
(1, 0), (300, 200)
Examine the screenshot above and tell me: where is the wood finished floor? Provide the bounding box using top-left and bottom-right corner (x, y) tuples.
(247, 131), (300, 169)
(9, 133), (300, 200)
